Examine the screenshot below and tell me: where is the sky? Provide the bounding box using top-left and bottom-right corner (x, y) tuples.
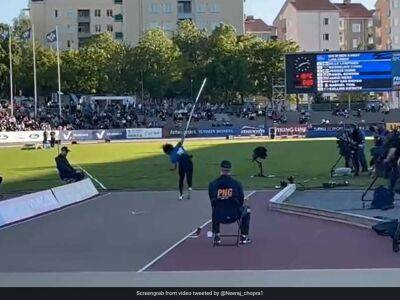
(0, 0), (378, 25)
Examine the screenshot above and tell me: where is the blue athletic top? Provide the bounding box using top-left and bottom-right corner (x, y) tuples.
(169, 144), (187, 165)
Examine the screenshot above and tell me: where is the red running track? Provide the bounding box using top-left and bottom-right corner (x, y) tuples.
(147, 191), (400, 272)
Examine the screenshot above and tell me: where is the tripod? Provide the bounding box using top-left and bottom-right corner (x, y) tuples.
(253, 158), (266, 178)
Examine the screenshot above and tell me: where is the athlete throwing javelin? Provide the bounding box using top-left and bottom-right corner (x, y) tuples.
(163, 140), (193, 201)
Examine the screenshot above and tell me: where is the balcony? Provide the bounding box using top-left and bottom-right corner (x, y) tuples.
(78, 22), (91, 38)
(77, 10), (90, 23)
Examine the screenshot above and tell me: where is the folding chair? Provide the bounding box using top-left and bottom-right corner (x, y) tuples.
(212, 199), (245, 247)
(213, 219), (242, 247)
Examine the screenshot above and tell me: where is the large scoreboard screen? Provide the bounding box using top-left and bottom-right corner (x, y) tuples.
(285, 51), (400, 94)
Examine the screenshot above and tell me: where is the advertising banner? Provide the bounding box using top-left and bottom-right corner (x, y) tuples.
(238, 126), (266, 136)
(386, 123), (400, 131)
(0, 131), (44, 144)
(60, 129), (126, 141)
(306, 124), (375, 138)
(274, 126), (308, 137)
(126, 128), (162, 139)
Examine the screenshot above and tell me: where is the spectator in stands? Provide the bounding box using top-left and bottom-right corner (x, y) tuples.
(55, 146), (85, 183)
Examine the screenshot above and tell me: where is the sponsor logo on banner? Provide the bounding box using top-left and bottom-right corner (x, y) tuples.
(240, 126), (266, 136)
(126, 128), (162, 139)
(275, 126), (308, 137)
(96, 130), (106, 139)
(62, 131), (73, 140)
(29, 133), (40, 139)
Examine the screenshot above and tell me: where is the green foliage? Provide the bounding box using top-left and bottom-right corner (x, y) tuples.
(0, 20), (299, 102)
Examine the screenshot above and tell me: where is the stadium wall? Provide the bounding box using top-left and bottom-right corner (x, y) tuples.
(0, 179), (98, 228)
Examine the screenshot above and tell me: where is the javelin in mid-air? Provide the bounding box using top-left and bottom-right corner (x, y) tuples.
(162, 78), (207, 200)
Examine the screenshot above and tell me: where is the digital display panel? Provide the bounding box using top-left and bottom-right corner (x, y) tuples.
(285, 51), (400, 94)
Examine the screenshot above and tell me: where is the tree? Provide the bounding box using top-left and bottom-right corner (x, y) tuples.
(249, 39), (299, 99)
(131, 29), (181, 100)
(173, 20), (208, 97)
(62, 33), (126, 94)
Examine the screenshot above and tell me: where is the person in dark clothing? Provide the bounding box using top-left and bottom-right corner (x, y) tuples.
(50, 131), (56, 148)
(55, 146), (85, 182)
(351, 124), (368, 175)
(163, 141), (193, 200)
(43, 131), (48, 148)
(208, 160), (251, 245)
(383, 132), (400, 194)
(0, 175), (3, 198)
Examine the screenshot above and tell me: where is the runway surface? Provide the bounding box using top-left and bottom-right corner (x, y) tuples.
(0, 189), (399, 286)
(147, 192), (400, 271)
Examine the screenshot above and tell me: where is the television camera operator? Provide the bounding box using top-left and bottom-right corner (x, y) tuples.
(369, 127), (400, 194)
(336, 128), (354, 171)
(350, 124), (369, 175)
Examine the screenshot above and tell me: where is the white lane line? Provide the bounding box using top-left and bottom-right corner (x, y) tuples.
(137, 191), (257, 273)
(75, 164), (107, 190)
(0, 192), (112, 232)
(137, 219), (212, 273)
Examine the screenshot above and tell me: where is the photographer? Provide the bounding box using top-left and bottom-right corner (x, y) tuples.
(383, 131), (400, 194)
(336, 129), (353, 169)
(350, 124), (368, 175)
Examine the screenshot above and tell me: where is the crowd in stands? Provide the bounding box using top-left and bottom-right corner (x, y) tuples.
(0, 96), (395, 132)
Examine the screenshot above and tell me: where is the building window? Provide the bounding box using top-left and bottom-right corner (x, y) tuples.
(368, 37), (374, 44)
(114, 14), (123, 22)
(339, 19), (344, 29)
(95, 25), (101, 33)
(107, 9), (113, 17)
(353, 39), (359, 48)
(164, 3), (173, 13)
(323, 49), (330, 52)
(107, 24), (114, 32)
(395, 18), (399, 27)
(368, 19), (373, 27)
(150, 3), (161, 13)
(209, 3), (220, 13)
(323, 33), (330, 41)
(394, 0), (399, 8)
(67, 40), (71, 48)
(323, 18), (329, 25)
(115, 32), (123, 39)
(395, 35), (399, 44)
(178, 1), (192, 14)
(95, 9), (101, 17)
(352, 23), (361, 33)
(339, 34), (343, 44)
(55, 9), (59, 18)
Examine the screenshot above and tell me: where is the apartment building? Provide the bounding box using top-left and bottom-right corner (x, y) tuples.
(273, 0), (340, 52)
(29, 0), (245, 49)
(245, 16), (277, 41)
(334, 0), (374, 50)
(374, 0), (400, 50)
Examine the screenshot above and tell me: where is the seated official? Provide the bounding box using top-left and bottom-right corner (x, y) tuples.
(208, 160), (251, 245)
(55, 146), (85, 183)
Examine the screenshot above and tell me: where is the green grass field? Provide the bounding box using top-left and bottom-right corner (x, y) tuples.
(0, 139), (383, 194)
